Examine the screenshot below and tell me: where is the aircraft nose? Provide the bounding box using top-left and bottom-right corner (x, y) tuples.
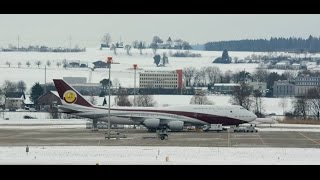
(249, 112), (257, 121)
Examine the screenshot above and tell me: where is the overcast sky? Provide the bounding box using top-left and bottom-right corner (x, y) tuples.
(0, 14), (319, 48)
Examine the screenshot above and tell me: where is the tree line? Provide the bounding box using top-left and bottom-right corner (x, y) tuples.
(205, 35), (320, 53)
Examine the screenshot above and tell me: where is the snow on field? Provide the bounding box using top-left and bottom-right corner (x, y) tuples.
(1, 112), (51, 119)
(0, 48), (308, 121)
(0, 48), (299, 89)
(0, 146), (320, 165)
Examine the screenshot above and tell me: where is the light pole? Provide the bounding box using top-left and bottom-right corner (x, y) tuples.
(107, 57), (112, 139)
(133, 64), (137, 107)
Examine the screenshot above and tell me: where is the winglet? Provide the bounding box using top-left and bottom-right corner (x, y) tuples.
(53, 79), (93, 107)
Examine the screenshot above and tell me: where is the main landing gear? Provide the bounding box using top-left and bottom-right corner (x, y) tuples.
(157, 128), (168, 140)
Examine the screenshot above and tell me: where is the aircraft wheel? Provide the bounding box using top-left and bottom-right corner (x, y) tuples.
(160, 136), (165, 140)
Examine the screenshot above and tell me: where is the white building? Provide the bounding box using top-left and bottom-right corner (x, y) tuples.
(291, 63), (300, 70)
(213, 83), (240, 94)
(275, 61), (290, 69)
(5, 92), (25, 110)
(294, 76), (320, 96)
(139, 70), (183, 89)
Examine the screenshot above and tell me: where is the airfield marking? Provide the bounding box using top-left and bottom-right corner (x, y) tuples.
(257, 133), (266, 146)
(298, 132), (320, 145)
(227, 131), (230, 147)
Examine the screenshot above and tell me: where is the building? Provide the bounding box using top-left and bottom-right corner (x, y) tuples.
(44, 79), (102, 96)
(294, 76), (320, 97)
(72, 83), (102, 95)
(93, 61), (108, 69)
(139, 70), (183, 89)
(38, 91), (62, 112)
(273, 80), (295, 97)
(213, 83), (240, 94)
(291, 63), (300, 70)
(275, 61), (290, 69)
(63, 77), (87, 84)
(4, 92), (25, 110)
(248, 82), (267, 96)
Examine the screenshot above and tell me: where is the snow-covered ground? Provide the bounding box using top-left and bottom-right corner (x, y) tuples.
(0, 146), (319, 165)
(1, 48), (314, 90)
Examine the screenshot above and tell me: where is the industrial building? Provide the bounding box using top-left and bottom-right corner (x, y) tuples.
(139, 70), (183, 89)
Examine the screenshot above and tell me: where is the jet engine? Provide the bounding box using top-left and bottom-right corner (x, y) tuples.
(167, 121), (184, 131)
(143, 118), (160, 129)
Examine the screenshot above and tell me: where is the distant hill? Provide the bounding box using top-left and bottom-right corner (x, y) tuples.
(204, 35), (320, 53)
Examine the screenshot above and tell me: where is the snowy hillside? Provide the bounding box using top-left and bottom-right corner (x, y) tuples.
(0, 48), (297, 90)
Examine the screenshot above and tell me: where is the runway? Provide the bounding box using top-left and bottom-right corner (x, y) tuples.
(1, 125), (320, 148)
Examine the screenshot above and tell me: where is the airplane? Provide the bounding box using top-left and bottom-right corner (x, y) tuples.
(53, 79), (258, 139)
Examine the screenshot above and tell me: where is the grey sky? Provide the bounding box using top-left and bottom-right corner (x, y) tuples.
(0, 14), (319, 48)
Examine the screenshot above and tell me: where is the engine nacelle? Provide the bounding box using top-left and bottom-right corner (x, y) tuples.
(167, 121), (184, 131)
(143, 118), (160, 129)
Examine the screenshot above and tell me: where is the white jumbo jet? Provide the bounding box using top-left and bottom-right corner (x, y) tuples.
(53, 79), (258, 137)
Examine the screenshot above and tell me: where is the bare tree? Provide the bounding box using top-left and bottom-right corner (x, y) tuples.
(110, 44), (117, 55)
(252, 69), (269, 82)
(35, 61), (41, 68)
(115, 88), (132, 106)
(183, 67), (197, 87)
(293, 96), (308, 119)
(56, 62), (61, 68)
(253, 89), (264, 117)
(62, 59), (67, 69)
(5, 61), (10, 68)
(17, 62), (21, 68)
(46, 60), (51, 67)
(190, 90), (214, 105)
(136, 95), (156, 107)
(198, 67), (207, 85)
(193, 71), (202, 87)
(283, 70), (298, 80)
(152, 36), (163, 44)
(112, 78), (120, 89)
(307, 88), (320, 119)
(230, 82), (253, 110)
(138, 41), (145, 55)
(2, 80), (17, 94)
(17, 81), (26, 92)
(132, 40), (139, 48)
(150, 43), (158, 55)
(26, 61), (31, 68)
(124, 45), (132, 55)
(221, 70), (233, 83)
(102, 33), (111, 47)
(278, 97), (288, 116)
(89, 95), (97, 105)
(205, 66), (222, 85)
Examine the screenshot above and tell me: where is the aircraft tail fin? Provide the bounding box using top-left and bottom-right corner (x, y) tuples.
(53, 79), (93, 107)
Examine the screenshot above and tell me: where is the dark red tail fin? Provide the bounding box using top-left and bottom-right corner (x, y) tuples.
(53, 79), (93, 107)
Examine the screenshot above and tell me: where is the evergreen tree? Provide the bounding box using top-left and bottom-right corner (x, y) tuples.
(205, 35), (320, 52)
(153, 55), (161, 67)
(30, 83), (44, 107)
(100, 79), (112, 92)
(213, 49), (232, 63)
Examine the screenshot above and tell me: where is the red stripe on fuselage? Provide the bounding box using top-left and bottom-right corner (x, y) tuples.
(95, 106), (246, 125)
